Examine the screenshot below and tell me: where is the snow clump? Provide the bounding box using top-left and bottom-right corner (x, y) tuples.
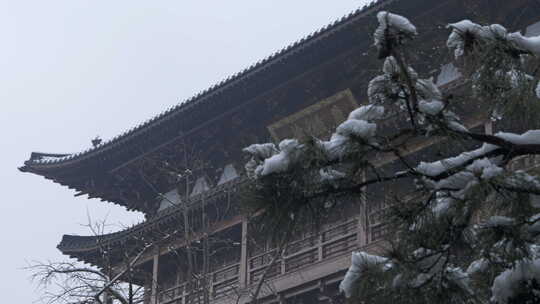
(348, 104), (385, 121)
(447, 21), (507, 58)
(508, 32), (540, 56)
(416, 77), (442, 100)
(496, 130), (540, 145)
(491, 259), (540, 304)
(367, 56), (417, 104)
(319, 105), (383, 160)
(418, 99), (444, 116)
(243, 143), (278, 160)
(336, 119), (377, 140)
(243, 140), (303, 178)
(339, 252), (389, 298)
(258, 139), (302, 176)
(374, 11), (417, 54)
(416, 147), (503, 191)
(447, 19), (540, 58)
(466, 258), (488, 275)
(416, 144), (498, 178)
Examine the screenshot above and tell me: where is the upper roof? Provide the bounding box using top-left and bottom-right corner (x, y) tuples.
(18, 0), (405, 212)
(19, 0), (395, 171)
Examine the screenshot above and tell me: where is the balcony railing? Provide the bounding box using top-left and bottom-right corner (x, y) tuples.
(246, 218), (358, 285)
(158, 217), (360, 304)
(508, 154), (540, 171)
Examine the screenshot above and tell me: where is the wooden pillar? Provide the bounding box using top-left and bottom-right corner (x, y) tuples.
(357, 172), (368, 247)
(278, 293), (286, 304)
(485, 120), (493, 135)
(317, 280), (331, 304)
(318, 233), (324, 261)
(181, 287), (187, 304)
(151, 248), (160, 304)
(239, 217), (249, 288)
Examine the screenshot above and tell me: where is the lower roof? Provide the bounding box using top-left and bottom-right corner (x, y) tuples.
(58, 177), (245, 266)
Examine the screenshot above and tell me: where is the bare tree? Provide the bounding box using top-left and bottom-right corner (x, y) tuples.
(138, 140), (243, 304)
(29, 218), (151, 304)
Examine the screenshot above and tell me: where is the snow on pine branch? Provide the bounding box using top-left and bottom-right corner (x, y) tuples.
(416, 129), (540, 189)
(340, 250), (474, 299)
(368, 13), (469, 133)
(447, 19), (540, 58)
(374, 11), (417, 58)
(348, 104), (385, 121)
(339, 251), (389, 298)
(244, 139), (302, 178)
(508, 32), (540, 56)
(496, 129), (540, 145)
(244, 104), (384, 179)
(244, 10), (540, 303)
(491, 259), (540, 304)
(418, 99), (444, 116)
(447, 21), (508, 59)
(415, 143), (503, 192)
(368, 56), (414, 104)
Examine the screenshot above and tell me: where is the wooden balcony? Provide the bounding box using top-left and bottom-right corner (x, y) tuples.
(157, 218), (360, 304)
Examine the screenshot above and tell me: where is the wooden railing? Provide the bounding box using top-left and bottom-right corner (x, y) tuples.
(159, 282), (185, 304)
(158, 217), (360, 304)
(158, 263), (240, 304)
(246, 218), (358, 285)
(508, 154), (540, 171)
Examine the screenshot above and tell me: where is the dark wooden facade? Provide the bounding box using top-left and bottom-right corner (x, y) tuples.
(20, 1), (540, 303)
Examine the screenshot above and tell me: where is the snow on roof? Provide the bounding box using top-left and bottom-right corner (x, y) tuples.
(217, 164), (239, 185)
(157, 189), (181, 212)
(191, 177), (210, 197)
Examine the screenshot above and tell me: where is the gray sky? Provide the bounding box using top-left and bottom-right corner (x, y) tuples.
(0, 0), (368, 302)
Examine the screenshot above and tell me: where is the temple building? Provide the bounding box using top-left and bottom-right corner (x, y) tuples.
(19, 0), (540, 303)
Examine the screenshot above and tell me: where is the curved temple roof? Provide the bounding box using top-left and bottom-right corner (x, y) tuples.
(19, 0), (395, 173)
(21, 0), (426, 264)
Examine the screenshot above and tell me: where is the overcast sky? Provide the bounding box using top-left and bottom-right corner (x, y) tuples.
(0, 0), (369, 302)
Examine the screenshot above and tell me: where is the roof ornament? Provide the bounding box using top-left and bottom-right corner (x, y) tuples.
(91, 136), (102, 147)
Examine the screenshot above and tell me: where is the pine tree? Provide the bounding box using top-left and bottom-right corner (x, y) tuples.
(243, 11), (540, 304)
